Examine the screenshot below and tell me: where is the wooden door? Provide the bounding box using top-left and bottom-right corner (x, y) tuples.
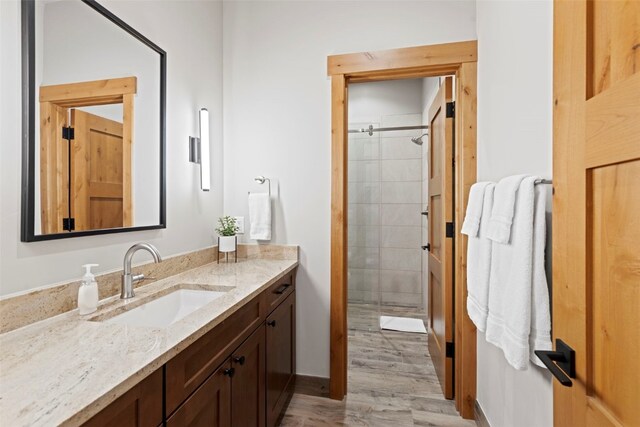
(427, 77), (454, 400)
(554, 1), (640, 426)
(83, 369), (162, 427)
(231, 325), (266, 427)
(71, 108), (131, 231)
(266, 292), (296, 427)
(166, 361), (232, 427)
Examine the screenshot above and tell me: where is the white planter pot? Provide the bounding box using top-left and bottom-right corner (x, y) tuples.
(218, 235), (237, 253)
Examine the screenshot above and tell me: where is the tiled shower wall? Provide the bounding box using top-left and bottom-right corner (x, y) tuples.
(348, 113), (424, 308)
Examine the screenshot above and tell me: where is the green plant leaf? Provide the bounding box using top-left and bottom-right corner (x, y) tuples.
(215, 215), (239, 236)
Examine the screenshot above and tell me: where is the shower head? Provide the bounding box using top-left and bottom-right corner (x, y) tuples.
(411, 133), (428, 146)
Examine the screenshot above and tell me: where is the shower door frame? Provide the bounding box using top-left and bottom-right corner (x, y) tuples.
(328, 40), (478, 420)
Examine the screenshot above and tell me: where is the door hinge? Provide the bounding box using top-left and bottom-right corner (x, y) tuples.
(446, 342), (455, 358)
(62, 126), (75, 140)
(445, 222), (454, 238)
(62, 217), (75, 231)
(446, 101), (455, 118)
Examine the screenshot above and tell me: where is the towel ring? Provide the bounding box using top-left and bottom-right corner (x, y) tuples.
(248, 175), (271, 196)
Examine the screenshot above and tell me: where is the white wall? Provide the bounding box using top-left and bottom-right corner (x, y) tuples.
(476, 1), (553, 426)
(421, 77), (441, 115)
(222, 0), (476, 378)
(0, 0), (223, 296)
(349, 79), (423, 123)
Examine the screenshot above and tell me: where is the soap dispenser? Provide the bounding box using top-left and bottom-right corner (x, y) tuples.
(78, 264), (99, 315)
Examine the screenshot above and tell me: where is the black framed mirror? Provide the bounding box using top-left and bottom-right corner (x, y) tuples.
(21, 0), (166, 242)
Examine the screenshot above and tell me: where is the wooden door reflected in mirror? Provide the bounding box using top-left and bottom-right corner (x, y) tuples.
(71, 108), (129, 231)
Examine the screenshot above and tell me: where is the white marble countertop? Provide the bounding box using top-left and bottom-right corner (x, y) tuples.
(0, 258), (298, 427)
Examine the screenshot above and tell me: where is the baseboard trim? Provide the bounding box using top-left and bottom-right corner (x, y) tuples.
(474, 400), (490, 427)
(294, 375), (330, 398)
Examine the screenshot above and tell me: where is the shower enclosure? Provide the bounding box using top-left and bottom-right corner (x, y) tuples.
(347, 114), (428, 331)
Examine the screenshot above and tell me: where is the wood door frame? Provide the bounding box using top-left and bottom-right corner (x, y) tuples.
(328, 40), (478, 419)
(39, 77), (136, 233)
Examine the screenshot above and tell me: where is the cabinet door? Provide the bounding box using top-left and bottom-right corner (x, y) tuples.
(165, 297), (263, 416)
(167, 361), (232, 427)
(265, 292), (296, 427)
(231, 325), (266, 426)
(82, 369), (162, 427)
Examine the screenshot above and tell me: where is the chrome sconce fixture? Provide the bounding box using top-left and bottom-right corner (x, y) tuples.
(189, 108), (211, 191)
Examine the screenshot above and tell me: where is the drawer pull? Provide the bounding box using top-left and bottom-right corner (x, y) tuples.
(274, 284), (291, 295)
(233, 356), (245, 365)
(267, 320), (277, 327)
(223, 367), (235, 377)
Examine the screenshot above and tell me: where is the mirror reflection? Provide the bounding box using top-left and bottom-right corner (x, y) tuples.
(33, 0), (162, 235)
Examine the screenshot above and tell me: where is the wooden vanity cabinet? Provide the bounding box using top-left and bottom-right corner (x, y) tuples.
(266, 292), (296, 427)
(168, 325), (266, 427)
(82, 368), (163, 427)
(166, 361), (232, 427)
(83, 268), (296, 427)
(231, 324), (266, 427)
(165, 296), (263, 416)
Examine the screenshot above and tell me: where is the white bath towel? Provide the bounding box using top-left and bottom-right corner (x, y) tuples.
(248, 193), (271, 240)
(486, 174), (528, 244)
(485, 176), (538, 370)
(529, 183), (552, 367)
(461, 182), (493, 237)
(463, 183), (495, 332)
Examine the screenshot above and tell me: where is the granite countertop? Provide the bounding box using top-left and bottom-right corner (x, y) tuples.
(0, 258), (298, 427)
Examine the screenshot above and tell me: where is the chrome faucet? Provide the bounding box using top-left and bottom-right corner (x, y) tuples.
(121, 243), (163, 299)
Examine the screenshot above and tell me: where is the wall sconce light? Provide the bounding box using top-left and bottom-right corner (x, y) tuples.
(189, 108), (211, 191)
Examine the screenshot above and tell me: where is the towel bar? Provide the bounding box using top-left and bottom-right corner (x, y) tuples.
(534, 179), (552, 185)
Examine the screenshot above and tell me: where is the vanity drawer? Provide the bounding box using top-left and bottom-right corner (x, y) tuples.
(265, 271), (295, 314)
(165, 296), (263, 416)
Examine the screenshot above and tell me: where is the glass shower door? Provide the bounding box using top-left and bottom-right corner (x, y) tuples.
(347, 123), (381, 332)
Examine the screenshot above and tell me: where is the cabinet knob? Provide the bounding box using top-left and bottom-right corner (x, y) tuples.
(267, 320), (276, 327)
(233, 356), (245, 365)
(223, 367), (235, 377)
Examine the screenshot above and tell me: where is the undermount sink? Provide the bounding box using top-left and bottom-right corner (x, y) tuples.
(100, 285), (232, 328)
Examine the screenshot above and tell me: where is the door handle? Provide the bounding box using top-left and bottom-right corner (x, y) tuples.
(233, 356), (245, 365)
(422, 244), (431, 251)
(534, 339), (575, 387)
(267, 320), (276, 327)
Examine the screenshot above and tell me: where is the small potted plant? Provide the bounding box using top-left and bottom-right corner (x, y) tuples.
(215, 216), (239, 257)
